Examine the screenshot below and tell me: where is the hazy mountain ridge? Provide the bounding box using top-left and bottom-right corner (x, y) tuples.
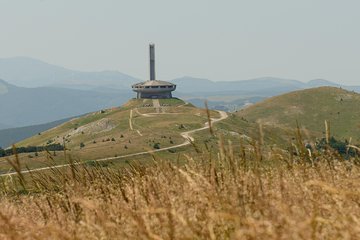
(0, 123), (13, 129)
(0, 117), (74, 148)
(1, 57), (359, 93)
(0, 57), (139, 90)
(0, 57), (359, 131)
(172, 76), (359, 94)
(0, 79), (133, 128)
(173, 77), (360, 111)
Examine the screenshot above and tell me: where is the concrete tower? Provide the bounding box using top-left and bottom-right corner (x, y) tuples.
(149, 43), (156, 81)
(132, 44), (176, 99)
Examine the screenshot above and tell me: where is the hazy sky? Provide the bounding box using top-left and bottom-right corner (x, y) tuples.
(0, 0), (359, 84)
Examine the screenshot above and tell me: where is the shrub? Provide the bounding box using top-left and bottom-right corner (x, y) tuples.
(153, 143), (160, 149)
(0, 148), (5, 157)
(0, 144), (64, 157)
(316, 137), (357, 157)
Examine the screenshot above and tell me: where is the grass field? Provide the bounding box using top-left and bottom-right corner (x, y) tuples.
(0, 91), (360, 239)
(0, 130), (359, 239)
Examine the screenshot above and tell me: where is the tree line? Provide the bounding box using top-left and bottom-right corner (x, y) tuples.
(0, 143), (64, 157)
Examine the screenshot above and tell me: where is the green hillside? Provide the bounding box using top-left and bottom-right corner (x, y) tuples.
(0, 117), (75, 148)
(0, 98), (220, 171)
(235, 87), (360, 143)
(5, 87), (360, 173)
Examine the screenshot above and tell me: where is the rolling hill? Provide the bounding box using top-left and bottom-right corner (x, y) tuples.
(2, 87), (360, 176)
(235, 87), (360, 143)
(0, 98), (222, 171)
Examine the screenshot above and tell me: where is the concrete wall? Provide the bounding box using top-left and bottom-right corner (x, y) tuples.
(137, 91), (172, 99)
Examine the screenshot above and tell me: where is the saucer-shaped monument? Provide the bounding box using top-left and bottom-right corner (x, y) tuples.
(132, 44), (176, 99)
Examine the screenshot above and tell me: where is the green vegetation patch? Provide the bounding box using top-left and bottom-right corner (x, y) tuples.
(236, 87), (360, 143)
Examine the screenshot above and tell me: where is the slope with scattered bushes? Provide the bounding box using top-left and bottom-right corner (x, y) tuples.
(235, 87), (360, 143)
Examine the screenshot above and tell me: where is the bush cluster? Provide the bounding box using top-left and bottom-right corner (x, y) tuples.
(0, 143), (64, 157)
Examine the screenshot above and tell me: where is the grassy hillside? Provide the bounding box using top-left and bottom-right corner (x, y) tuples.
(2, 98), (219, 172)
(0, 92), (359, 239)
(235, 87), (360, 143)
(0, 131), (359, 239)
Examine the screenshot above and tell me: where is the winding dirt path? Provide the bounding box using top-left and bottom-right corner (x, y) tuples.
(129, 109), (143, 136)
(0, 111), (228, 177)
(129, 109), (134, 130)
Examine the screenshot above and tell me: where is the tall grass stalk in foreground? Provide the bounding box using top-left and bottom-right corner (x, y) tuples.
(205, 100), (214, 136)
(0, 130), (360, 239)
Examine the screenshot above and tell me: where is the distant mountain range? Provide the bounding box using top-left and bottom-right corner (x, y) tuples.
(0, 117), (73, 148)
(0, 123), (13, 129)
(0, 57), (139, 90)
(0, 56), (359, 137)
(1, 57), (359, 94)
(172, 76), (360, 95)
(172, 77), (360, 111)
(0, 79), (133, 129)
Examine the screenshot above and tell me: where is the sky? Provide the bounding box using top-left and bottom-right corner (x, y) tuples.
(0, 0), (359, 85)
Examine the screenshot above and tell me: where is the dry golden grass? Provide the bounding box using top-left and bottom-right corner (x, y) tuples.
(0, 136), (360, 240)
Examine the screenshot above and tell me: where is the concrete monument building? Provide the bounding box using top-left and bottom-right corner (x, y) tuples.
(132, 44), (176, 99)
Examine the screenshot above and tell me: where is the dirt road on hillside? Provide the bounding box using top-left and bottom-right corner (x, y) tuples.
(1, 111), (228, 177)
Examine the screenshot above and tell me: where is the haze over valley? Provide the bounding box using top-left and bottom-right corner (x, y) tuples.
(0, 57), (359, 131)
